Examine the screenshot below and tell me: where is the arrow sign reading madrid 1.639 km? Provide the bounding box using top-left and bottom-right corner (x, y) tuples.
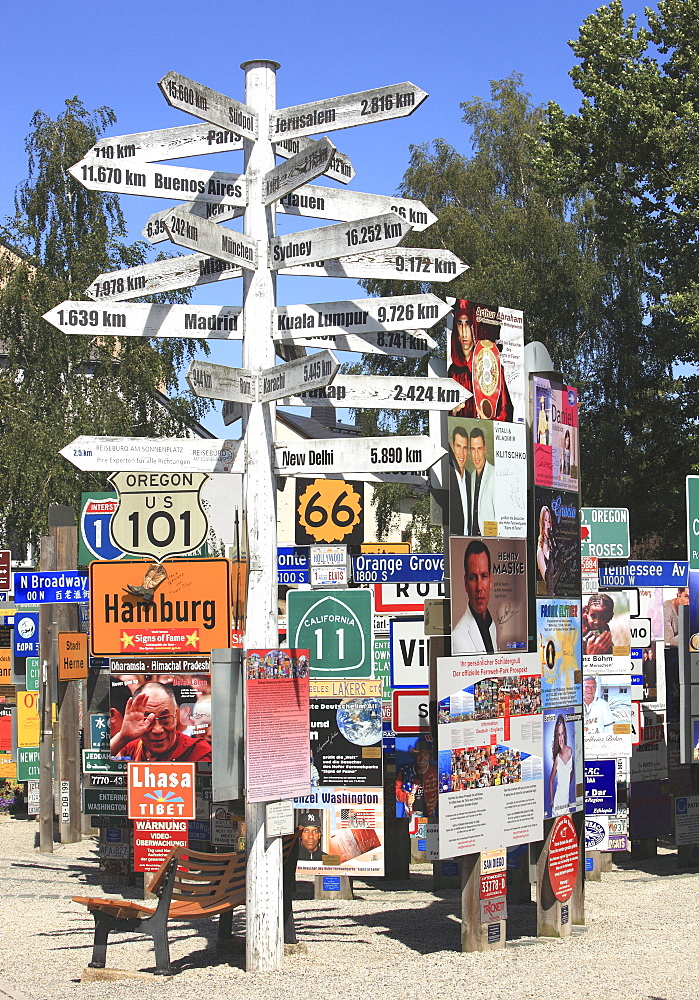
(43, 302), (242, 340)
(271, 82), (428, 139)
(269, 213), (410, 269)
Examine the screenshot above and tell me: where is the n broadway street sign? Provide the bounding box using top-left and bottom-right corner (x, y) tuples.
(43, 302), (242, 340)
(61, 437), (244, 473)
(159, 71), (258, 141)
(277, 374), (470, 410)
(85, 253), (242, 302)
(281, 246), (468, 282)
(272, 294), (449, 336)
(273, 436), (445, 475)
(162, 208), (257, 270)
(269, 213), (411, 269)
(68, 157), (247, 205)
(89, 122), (245, 162)
(271, 82), (428, 140)
(186, 351), (339, 403)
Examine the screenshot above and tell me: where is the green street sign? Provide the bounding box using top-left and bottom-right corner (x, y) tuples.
(580, 507), (630, 559)
(287, 589), (372, 678)
(687, 477), (699, 569)
(17, 747), (40, 781)
(26, 657), (39, 694)
(82, 749), (126, 774)
(83, 787), (127, 815)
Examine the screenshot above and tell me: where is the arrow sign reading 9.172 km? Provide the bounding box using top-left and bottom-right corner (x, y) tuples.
(43, 302), (242, 340)
(273, 435), (445, 476)
(68, 158), (247, 206)
(159, 71), (258, 141)
(282, 246), (468, 282)
(85, 253), (242, 302)
(60, 437), (244, 474)
(271, 82), (428, 140)
(162, 207), (257, 271)
(269, 213), (410, 269)
(278, 374), (470, 410)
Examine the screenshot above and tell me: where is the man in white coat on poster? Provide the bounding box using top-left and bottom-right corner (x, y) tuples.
(470, 426), (496, 535)
(452, 539), (498, 654)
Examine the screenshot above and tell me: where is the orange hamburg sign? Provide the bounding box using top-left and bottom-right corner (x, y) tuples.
(127, 762), (195, 820)
(89, 558), (231, 657)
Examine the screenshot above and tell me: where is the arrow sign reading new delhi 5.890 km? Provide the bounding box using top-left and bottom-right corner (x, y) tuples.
(269, 213), (410, 270)
(159, 71), (258, 141)
(163, 208), (257, 271)
(273, 436), (445, 476)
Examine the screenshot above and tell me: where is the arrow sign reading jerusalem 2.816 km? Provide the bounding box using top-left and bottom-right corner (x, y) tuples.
(60, 437), (244, 474)
(273, 435), (445, 476)
(270, 82), (428, 140)
(162, 207), (257, 271)
(269, 213), (411, 270)
(257, 350), (339, 403)
(281, 246), (468, 282)
(159, 71), (258, 141)
(186, 360), (255, 404)
(263, 136), (336, 205)
(90, 122), (244, 163)
(68, 158), (247, 206)
(43, 302), (242, 340)
(85, 253), (242, 303)
(278, 374), (470, 411)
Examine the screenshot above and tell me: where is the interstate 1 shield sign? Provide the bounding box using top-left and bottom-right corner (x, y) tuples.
(109, 472), (209, 562)
(80, 493), (124, 563)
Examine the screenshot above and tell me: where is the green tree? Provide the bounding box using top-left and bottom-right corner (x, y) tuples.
(0, 98), (208, 553)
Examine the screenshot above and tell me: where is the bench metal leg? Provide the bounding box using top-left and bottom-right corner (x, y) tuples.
(88, 913), (113, 968)
(217, 911), (233, 940)
(151, 929), (172, 976)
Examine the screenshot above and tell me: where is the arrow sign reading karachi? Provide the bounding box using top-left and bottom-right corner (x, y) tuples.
(186, 361), (256, 404)
(281, 246), (468, 282)
(60, 437), (244, 474)
(275, 136), (355, 185)
(271, 82), (428, 139)
(273, 436), (445, 475)
(257, 350), (339, 403)
(263, 136), (336, 205)
(68, 158), (247, 206)
(162, 207), (257, 271)
(159, 71), (258, 141)
(278, 374), (471, 410)
(43, 302), (242, 340)
(89, 122), (244, 163)
(85, 253), (242, 302)
(269, 213), (411, 269)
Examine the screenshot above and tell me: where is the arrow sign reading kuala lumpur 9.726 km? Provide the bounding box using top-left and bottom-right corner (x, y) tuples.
(273, 435), (445, 476)
(270, 82), (428, 140)
(43, 302), (242, 340)
(269, 213), (410, 269)
(60, 436), (244, 474)
(68, 158), (247, 206)
(159, 71), (258, 141)
(162, 207), (257, 271)
(273, 294), (449, 337)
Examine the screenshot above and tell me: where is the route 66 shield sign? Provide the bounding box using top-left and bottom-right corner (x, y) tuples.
(108, 472), (209, 561)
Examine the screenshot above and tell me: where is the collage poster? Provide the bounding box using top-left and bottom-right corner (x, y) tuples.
(536, 598), (582, 708)
(532, 376), (579, 493)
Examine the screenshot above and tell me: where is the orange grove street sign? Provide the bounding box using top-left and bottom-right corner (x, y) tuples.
(58, 633), (88, 680)
(89, 558), (231, 657)
(128, 762), (196, 820)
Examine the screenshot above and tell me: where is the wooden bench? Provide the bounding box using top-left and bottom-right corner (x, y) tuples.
(73, 836), (299, 975)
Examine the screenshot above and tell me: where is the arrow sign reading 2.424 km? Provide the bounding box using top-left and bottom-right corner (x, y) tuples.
(43, 302), (242, 340)
(162, 207), (257, 271)
(159, 71), (258, 141)
(269, 213), (410, 270)
(69, 158), (247, 206)
(60, 437), (244, 474)
(273, 435), (445, 475)
(271, 82), (428, 140)
(278, 375), (470, 410)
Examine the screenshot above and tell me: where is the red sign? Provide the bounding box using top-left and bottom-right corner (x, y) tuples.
(0, 550), (10, 591)
(392, 688), (430, 733)
(133, 819), (188, 872)
(127, 762), (196, 820)
(480, 872), (507, 899)
(548, 815), (579, 902)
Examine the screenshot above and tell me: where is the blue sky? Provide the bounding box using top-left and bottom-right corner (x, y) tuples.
(0, 0), (657, 435)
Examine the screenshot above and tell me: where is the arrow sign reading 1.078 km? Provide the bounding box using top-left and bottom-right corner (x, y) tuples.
(278, 374), (470, 410)
(159, 71), (258, 141)
(43, 302), (242, 340)
(282, 247), (468, 282)
(273, 294), (449, 337)
(263, 136), (336, 205)
(186, 361), (255, 404)
(89, 122), (244, 163)
(162, 207), (257, 271)
(85, 253), (242, 302)
(269, 213), (410, 269)
(271, 82), (428, 140)
(273, 435), (445, 476)
(68, 158), (247, 206)
(60, 437), (244, 474)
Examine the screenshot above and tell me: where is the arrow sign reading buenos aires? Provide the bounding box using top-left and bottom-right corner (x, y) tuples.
(43, 302), (242, 340)
(142, 200), (244, 244)
(90, 122), (244, 163)
(281, 246), (468, 282)
(276, 329), (436, 358)
(277, 374), (471, 410)
(271, 82), (428, 140)
(276, 184), (437, 231)
(186, 361), (256, 403)
(273, 294), (449, 336)
(69, 157), (247, 206)
(85, 254), (242, 303)
(159, 71), (258, 141)
(275, 136), (355, 185)
(162, 208), (257, 271)
(273, 436), (445, 476)
(269, 213), (411, 270)
(258, 350), (339, 403)
(60, 437), (244, 474)
(263, 136), (336, 205)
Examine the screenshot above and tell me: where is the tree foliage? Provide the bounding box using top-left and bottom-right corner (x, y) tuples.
(0, 98), (208, 553)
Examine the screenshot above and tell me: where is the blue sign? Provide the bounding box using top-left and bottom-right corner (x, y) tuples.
(277, 546), (309, 585)
(584, 759), (617, 815)
(80, 492), (124, 563)
(13, 610), (39, 657)
(598, 560), (688, 588)
(188, 819), (211, 841)
(585, 857), (593, 872)
(90, 713), (110, 749)
(13, 571), (88, 604)
(352, 553), (444, 585)
(322, 876), (341, 891)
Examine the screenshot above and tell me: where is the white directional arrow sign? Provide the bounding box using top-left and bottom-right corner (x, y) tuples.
(90, 123), (244, 163)
(281, 246), (468, 282)
(60, 436), (244, 473)
(258, 350), (339, 403)
(85, 254), (242, 302)
(275, 137), (355, 185)
(69, 157), (247, 205)
(159, 71), (258, 141)
(275, 329), (436, 357)
(143, 201), (244, 244)
(276, 184), (437, 231)
(186, 361), (255, 403)
(162, 208), (257, 271)
(43, 301), (242, 340)
(273, 294), (449, 337)
(273, 436), (445, 476)
(269, 213), (411, 270)
(263, 137), (335, 205)
(277, 374), (471, 410)
(271, 82), (428, 140)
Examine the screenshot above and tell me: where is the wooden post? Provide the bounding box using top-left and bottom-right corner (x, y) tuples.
(241, 58), (284, 975)
(585, 849), (602, 881)
(568, 810), (585, 926)
(460, 853), (506, 952)
(536, 816), (578, 939)
(632, 836), (657, 859)
(38, 535), (55, 852)
(598, 851), (613, 872)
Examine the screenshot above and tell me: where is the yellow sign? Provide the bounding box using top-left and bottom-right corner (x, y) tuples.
(0, 649), (10, 683)
(16, 691), (40, 748)
(309, 678), (382, 698)
(295, 478), (363, 545)
(58, 632), (88, 680)
(361, 543), (411, 554)
(0, 755), (16, 780)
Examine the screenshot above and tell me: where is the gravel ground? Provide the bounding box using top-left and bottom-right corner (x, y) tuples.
(0, 813), (697, 1000)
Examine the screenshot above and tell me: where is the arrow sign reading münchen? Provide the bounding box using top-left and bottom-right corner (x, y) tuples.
(277, 374), (471, 410)
(281, 246), (468, 282)
(60, 437), (244, 473)
(276, 330), (436, 358)
(275, 136), (355, 185)
(273, 436), (445, 476)
(186, 361), (256, 403)
(69, 157), (247, 206)
(90, 122), (244, 163)
(277, 184), (437, 231)
(271, 82), (428, 140)
(269, 213), (411, 270)
(273, 294), (449, 337)
(258, 350), (339, 403)
(159, 71), (258, 141)
(85, 254), (242, 303)
(43, 302), (242, 340)
(162, 207), (257, 270)
(263, 136), (336, 204)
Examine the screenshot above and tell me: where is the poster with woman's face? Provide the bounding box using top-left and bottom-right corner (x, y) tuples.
(532, 377), (579, 493)
(543, 705), (583, 819)
(534, 487), (581, 598)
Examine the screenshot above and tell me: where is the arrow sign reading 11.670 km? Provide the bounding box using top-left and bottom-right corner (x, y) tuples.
(269, 214), (410, 269)
(162, 207), (257, 271)
(68, 158), (247, 206)
(271, 82), (428, 140)
(273, 436), (445, 475)
(159, 71), (258, 141)
(60, 437), (244, 474)
(43, 302), (242, 340)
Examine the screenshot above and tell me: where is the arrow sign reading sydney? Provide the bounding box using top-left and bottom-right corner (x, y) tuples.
(274, 436), (445, 476)
(278, 374), (471, 410)
(60, 437), (244, 473)
(273, 294), (449, 337)
(263, 136), (336, 205)
(159, 71), (258, 141)
(258, 350), (339, 403)
(69, 158), (247, 206)
(276, 329), (436, 358)
(85, 254), (242, 302)
(187, 361), (255, 403)
(271, 82), (428, 140)
(162, 208), (257, 271)
(43, 301), (242, 340)
(269, 213), (410, 270)
(275, 136), (355, 185)
(90, 123), (244, 163)
(281, 246), (468, 282)
(277, 185), (436, 231)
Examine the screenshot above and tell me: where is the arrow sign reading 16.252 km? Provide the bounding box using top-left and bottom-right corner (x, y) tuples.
(43, 302), (242, 340)
(60, 437), (244, 474)
(162, 208), (257, 270)
(271, 82), (428, 140)
(159, 71), (258, 141)
(273, 435), (445, 476)
(69, 158), (247, 206)
(278, 374), (471, 411)
(269, 213), (411, 269)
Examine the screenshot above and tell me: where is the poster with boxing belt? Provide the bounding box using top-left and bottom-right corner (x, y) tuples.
(472, 338), (503, 420)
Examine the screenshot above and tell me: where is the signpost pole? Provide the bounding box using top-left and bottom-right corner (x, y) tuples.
(39, 535), (55, 853)
(240, 58), (284, 974)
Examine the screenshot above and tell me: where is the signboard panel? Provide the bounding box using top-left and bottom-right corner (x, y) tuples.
(17, 747), (39, 781)
(58, 633), (88, 680)
(688, 477), (699, 570)
(269, 213), (411, 270)
(534, 488), (581, 598)
(162, 209), (257, 270)
(90, 122), (244, 162)
(287, 589), (372, 678)
(580, 507), (630, 560)
(108, 471), (209, 561)
(276, 437), (444, 477)
(61, 437), (243, 474)
(0, 551), (9, 591)
(13, 610), (39, 658)
(134, 819), (189, 872)
(374, 582), (447, 614)
(159, 71), (258, 140)
(69, 157), (247, 205)
(674, 795), (699, 845)
(83, 787), (127, 816)
(82, 749), (127, 774)
(43, 301), (243, 340)
(14, 572), (88, 605)
(353, 553), (444, 585)
(584, 759), (617, 815)
(275, 329), (436, 358)
(263, 136), (336, 204)
(548, 815), (579, 902)
(276, 136), (355, 183)
(599, 560), (689, 589)
(273, 294), (448, 337)
(271, 82), (428, 139)
(536, 599), (582, 709)
(543, 705), (583, 819)
(278, 547), (309, 585)
(277, 374), (469, 411)
(392, 689), (430, 733)
(276, 184), (436, 230)
(295, 478), (364, 546)
(532, 378), (579, 492)
(281, 246), (467, 282)
(258, 351), (339, 403)
(85, 253), (242, 303)
(128, 762), (196, 820)
(390, 618), (428, 689)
